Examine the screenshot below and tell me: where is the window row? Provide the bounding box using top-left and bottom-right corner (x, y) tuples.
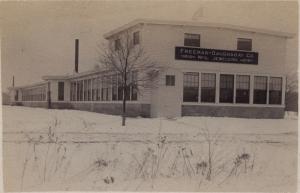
(70, 72), (138, 102)
(183, 73), (283, 105)
(21, 86), (47, 101)
(184, 33), (252, 51)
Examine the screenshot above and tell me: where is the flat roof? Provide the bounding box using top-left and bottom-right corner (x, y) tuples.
(10, 81), (48, 90)
(42, 68), (108, 81)
(11, 69), (109, 90)
(103, 18), (295, 39)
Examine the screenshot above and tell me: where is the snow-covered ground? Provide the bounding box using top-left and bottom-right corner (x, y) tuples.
(2, 105), (298, 192)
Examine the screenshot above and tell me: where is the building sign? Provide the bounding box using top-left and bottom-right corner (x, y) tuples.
(175, 47), (258, 65)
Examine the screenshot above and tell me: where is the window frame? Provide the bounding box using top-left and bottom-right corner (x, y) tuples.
(166, 75), (175, 86)
(237, 38), (252, 51)
(184, 33), (200, 47)
(201, 73), (216, 103)
(235, 75), (250, 104)
(183, 72), (199, 102)
(269, 77), (282, 105)
(253, 76), (268, 104)
(115, 38), (121, 50)
(219, 74), (234, 103)
(58, 81), (64, 101)
(133, 31), (140, 45)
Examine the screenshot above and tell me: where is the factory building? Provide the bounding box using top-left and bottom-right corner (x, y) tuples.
(9, 19), (294, 118)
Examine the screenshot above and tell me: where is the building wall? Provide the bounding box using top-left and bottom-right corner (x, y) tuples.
(20, 101), (48, 108)
(140, 24), (288, 118)
(182, 105), (285, 119)
(142, 24), (287, 74)
(74, 102), (150, 117)
(8, 23), (289, 119)
(2, 92), (10, 105)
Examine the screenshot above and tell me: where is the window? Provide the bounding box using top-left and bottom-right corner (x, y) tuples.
(254, 76), (267, 104)
(220, 74), (234, 103)
(115, 39), (121, 50)
(237, 38), (252, 51)
(184, 33), (200, 47)
(70, 82), (76, 101)
(92, 78), (97, 101)
(236, 75), (250, 104)
(112, 75), (118, 101)
(166, 75), (175, 86)
(131, 71), (138, 101)
(87, 79), (91, 101)
(269, 77), (282, 104)
(117, 75), (123, 101)
(183, 72), (199, 102)
(101, 76), (109, 101)
(201, 73), (216, 103)
(84, 80), (88, 101)
(76, 81), (80, 101)
(96, 77), (101, 101)
(79, 80), (83, 101)
(15, 90), (18, 101)
(124, 72), (130, 100)
(58, 82), (64, 101)
(133, 31), (140, 45)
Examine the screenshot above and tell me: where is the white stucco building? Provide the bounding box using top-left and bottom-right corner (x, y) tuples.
(9, 19), (294, 118)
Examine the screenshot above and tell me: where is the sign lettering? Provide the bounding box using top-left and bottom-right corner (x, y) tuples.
(175, 47), (258, 65)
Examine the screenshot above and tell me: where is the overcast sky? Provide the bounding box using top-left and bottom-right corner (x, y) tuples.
(1, 1), (298, 92)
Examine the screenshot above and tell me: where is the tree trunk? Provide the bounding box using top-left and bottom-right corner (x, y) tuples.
(122, 85), (127, 126)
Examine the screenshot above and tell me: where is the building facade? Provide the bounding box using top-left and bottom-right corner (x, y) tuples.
(9, 19), (294, 118)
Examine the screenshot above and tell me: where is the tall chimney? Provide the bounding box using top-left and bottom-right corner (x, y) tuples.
(75, 39), (79, 73)
(12, 76), (15, 87)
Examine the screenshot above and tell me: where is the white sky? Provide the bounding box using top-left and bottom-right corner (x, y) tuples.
(1, 1), (298, 92)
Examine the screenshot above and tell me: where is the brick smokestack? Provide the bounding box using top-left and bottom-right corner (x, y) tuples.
(75, 39), (79, 73)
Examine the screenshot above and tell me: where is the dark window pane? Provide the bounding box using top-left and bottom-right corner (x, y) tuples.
(58, 82), (64, 101)
(220, 75), (234, 103)
(237, 38), (252, 51)
(254, 90), (267, 104)
(101, 77), (107, 101)
(87, 79), (91, 101)
(112, 75), (117, 101)
(133, 31), (140, 45)
(117, 75), (123, 101)
(15, 90), (18, 101)
(236, 90), (249, 103)
(125, 85), (130, 100)
(269, 77), (282, 104)
(166, 75), (175, 86)
(183, 72), (199, 102)
(184, 33), (200, 47)
(84, 80), (88, 101)
(131, 71), (138, 101)
(236, 75), (250, 104)
(131, 85), (137, 101)
(201, 73), (216, 102)
(96, 77), (101, 101)
(254, 76), (267, 104)
(115, 39), (121, 50)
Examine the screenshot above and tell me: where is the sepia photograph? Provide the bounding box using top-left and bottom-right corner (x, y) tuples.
(1, 0), (298, 192)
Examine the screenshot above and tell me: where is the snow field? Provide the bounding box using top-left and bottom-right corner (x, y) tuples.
(2, 105), (298, 191)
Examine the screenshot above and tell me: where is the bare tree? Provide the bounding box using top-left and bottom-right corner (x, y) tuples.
(98, 30), (160, 126)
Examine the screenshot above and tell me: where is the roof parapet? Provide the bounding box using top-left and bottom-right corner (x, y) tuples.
(103, 18), (295, 39)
